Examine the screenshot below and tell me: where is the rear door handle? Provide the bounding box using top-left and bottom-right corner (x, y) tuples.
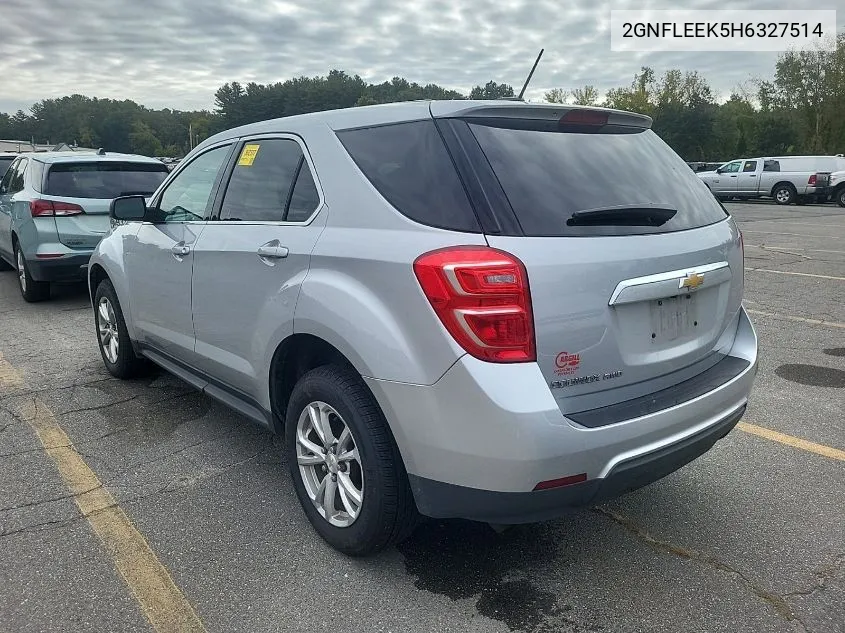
(257, 241), (289, 261)
(171, 242), (190, 259)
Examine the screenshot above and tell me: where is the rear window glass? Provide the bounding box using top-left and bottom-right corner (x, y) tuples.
(337, 121), (480, 232)
(46, 162), (169, 199)
(468, 123), (729, 236)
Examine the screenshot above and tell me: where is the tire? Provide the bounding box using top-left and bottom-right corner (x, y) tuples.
(772, 184), (796, 206)
(837, 188), (845, 208)
(14, 243), (50, 302)
(285, 365), (418, 556)
(796, 195), (807, 206)
(94, 279), (149, 379)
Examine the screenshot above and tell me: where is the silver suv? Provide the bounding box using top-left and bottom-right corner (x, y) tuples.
(88, 101), (758, 555)
(0, 152), (169, 301)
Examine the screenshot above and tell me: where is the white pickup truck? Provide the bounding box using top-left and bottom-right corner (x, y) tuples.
(697, 155), (845, 205)
(824, 170), (845, 207)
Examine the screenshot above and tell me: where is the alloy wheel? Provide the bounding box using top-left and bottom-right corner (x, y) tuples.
(16, 249), (26, 293)
(295, 401), (364, 527)
(97, 297), (119, 363)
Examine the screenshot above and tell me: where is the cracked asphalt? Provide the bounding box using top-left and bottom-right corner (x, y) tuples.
(1, 201), (843, 633)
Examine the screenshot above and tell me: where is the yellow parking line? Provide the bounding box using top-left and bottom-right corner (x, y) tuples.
(745, 308), (845, 329)
(738, 422), (845, 462)
(0, 353), (207, 633)
(745, 267), (845, 281)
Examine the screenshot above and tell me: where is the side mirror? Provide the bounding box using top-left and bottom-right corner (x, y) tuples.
(716, 168), (723, 174)
(110, 195), (148, 221)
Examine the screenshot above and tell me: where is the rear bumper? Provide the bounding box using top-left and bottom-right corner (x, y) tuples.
(26, 252), (91, 282)
(408, 404), (744, 523)
(366, 307), (757, 522)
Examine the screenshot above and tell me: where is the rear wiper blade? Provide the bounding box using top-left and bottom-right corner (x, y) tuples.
(118, 190), (154, 197)
(566, 205), (677, 227)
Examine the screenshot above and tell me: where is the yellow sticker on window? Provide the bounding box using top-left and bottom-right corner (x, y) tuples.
(238, 144), (260, 166)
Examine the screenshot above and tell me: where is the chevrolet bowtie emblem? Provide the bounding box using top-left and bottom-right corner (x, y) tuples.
(680, 272), (705, 290)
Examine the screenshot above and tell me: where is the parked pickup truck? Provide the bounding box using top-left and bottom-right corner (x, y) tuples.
(822, 170), (845, 207)
(697, 155), (845, 205)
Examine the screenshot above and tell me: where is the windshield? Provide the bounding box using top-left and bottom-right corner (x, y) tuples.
(468, 123), (729, 236)
(46, 161), (169, 198)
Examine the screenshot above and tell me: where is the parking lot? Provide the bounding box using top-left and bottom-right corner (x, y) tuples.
(0, 201), (842, 633)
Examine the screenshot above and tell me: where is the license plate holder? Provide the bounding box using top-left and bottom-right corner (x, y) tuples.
(651, 294), (696, 341)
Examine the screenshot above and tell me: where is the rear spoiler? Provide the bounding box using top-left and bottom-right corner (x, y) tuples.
(429, 102), (652, 130)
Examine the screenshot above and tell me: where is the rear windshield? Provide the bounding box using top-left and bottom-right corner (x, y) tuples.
(0, 157), (13, 177)
(46, 162), (169, 199)
(469, 123), (729, 236)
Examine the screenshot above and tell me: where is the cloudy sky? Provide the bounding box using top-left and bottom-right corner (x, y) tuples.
(0, 0), (838, 114)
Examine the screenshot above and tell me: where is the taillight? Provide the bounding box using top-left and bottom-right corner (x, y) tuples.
(559, 109), (609, 127)
(29, 200), (84, 217)
(413, 246), (535, 363)
(808, 174), (817, 186)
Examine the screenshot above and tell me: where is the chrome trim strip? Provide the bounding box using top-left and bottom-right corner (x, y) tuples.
(608, 261), (730, 306)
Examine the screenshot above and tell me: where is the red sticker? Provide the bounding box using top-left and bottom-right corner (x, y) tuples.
(554, 352), (580, 375)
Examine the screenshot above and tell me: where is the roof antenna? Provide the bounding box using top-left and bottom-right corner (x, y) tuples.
(516, 48), (544, 101)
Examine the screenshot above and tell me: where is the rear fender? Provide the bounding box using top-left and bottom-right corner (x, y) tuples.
(293, 267), (465, 386)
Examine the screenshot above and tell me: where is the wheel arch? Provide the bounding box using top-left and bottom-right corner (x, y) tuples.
(770, 181), (797, 196)
(268, 333), (357, 434)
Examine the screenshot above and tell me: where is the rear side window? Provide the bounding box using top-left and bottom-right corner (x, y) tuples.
(337, 121), (480, 232)
(46, 162), (169, 198)
(763, 160), (780, 172)
(29, 160), (45, 192)
(468, 123), (729, 237)
(220, 139), (313, 222)
(9, 158), (27, 193)
(286, 162), (320, 222)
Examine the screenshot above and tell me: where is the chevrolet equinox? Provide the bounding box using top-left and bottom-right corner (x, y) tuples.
(88, 101), (758, 555)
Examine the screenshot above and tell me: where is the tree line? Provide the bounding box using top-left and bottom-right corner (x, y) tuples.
(1, 35), (842, 161)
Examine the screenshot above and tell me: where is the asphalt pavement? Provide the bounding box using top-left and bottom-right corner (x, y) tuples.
(0, 201), (842, 633)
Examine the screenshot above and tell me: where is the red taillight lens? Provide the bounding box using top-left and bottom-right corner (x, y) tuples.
(413, 246), (535, 363)
(30, 200), (84, 217)
(560, 109), (609, 126)
(808, 174), (817, 186)
(30, 200), (56, 216)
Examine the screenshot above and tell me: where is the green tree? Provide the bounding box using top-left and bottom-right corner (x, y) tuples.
(543, 88), (568, 104)
(128, 121), (163, 156)
(571, 85), (599, 106)
(469, 81), (514, 100)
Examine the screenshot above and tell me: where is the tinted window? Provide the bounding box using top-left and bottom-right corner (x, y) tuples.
(30, 160), (45, 193)
(743, 161), (757, 172)
(220, 139), (303, 222)
(0, 157), (14, 179)
(159, 145), (231, 223)
(46, 162), (169, 198)
(469, 123), (728, 237)
(763, 160), (780, 172)
(9, 158), (27, 193)
(337, 121), (479, 232)
(0, 159), (17, 193)
(286, 161), (320, 222)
